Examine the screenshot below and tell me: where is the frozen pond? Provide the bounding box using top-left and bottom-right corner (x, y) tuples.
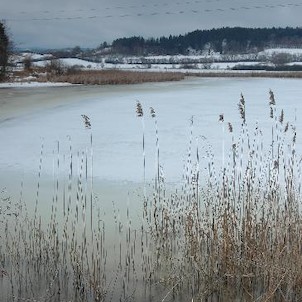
(1, 77), (302, 185)
(1, 76), (302, 218)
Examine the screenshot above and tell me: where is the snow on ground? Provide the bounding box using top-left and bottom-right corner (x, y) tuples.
(33, 58), (102, 69)
(288, 62), (302, 66)
(11, 52), (53, 64)
(258, 48), (302, 56)
(0, 81), (73, 88)
(32, 59), (274, 72)
(25, 52), (53, 60)
(7, 47), (302, 80)
(142, 53), (223, 61)
(30, 48), (302, 72)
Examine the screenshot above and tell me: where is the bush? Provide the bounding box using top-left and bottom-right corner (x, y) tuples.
(23, 55), (32, 71)
(45, 59), (66, 76)
(271, 52), (293, 66)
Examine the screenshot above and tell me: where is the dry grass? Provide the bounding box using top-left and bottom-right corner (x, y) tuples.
(10, 67), (185, 85)
(138, 92), (302, 301)
(10, 67), (302, 86)
(43, 69), (185, 85)
(0, 133), (144, 301)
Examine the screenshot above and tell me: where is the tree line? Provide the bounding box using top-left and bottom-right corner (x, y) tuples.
(110, 27), (302, 56)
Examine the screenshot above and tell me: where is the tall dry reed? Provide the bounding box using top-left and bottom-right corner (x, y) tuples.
(0, 115), (149, 302)
(138, 91), (302, 301)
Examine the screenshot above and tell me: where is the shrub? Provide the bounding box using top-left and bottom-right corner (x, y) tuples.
(271, 52), (293, 66)
(23, 55), (32, 71)
(45, 59), (66, 76)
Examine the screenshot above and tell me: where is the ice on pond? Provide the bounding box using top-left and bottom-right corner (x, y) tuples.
(1, 77), (302, 184)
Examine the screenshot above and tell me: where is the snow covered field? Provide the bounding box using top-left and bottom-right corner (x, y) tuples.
(11, 47), (302, 75)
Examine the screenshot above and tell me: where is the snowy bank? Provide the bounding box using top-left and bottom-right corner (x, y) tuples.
(0, 81), (74, 88)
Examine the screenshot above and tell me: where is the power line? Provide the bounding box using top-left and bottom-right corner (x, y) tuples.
(2, 0), (245, 16)
(2, 2), (301, 22)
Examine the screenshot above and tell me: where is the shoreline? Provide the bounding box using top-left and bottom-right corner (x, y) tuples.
(2, 69), (302, 89)
(186, 70), (302, 78)
(0, 81), (74, 88)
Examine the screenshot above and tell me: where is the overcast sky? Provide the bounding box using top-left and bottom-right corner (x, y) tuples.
(1, 0), (302, 49)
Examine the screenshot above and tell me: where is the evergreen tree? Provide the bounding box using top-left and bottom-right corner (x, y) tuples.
(0, 22), (9, 81)
(110, 27), (302, 56)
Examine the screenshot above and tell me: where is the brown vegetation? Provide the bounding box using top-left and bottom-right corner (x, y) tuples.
(10, 63), (302, 86)
(138, 92), (302, 301)
(43, 69), (185, 85)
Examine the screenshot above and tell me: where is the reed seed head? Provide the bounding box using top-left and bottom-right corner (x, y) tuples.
(136, 101), (143, 117)
(81, 114), (91, 129)
(269, 89), (276, 106)
(279, 109), (284, 124)
(274, 160), (279, 169)
(270, 107), (274, 119)
(219, 114), (224, 122)
(285, 122), (289, 133)
(238, 93), (246, 123)
(150, 107), (156, 118)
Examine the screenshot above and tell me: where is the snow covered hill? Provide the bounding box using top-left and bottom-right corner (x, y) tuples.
(11, 47), (302, 73)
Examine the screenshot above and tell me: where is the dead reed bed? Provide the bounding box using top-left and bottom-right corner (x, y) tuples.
(42, 70), (185, 85)
(136, 91), (302, 301)
(0, 118), (154, 301)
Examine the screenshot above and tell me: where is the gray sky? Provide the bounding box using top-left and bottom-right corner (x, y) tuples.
(1, 0), (302, 49)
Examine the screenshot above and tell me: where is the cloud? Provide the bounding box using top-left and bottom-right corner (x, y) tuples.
(1, 0), (302, 49)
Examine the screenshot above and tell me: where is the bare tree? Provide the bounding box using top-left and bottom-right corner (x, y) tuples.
(45, 59), (66, 77)
(23, 55), (32, 71)
(271, 52), (292, 66)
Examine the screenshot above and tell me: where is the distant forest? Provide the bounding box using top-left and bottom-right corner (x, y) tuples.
(109, 27), (302, 55)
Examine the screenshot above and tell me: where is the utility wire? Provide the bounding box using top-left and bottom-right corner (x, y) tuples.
(2, 0), (255, 16)
(1, 2), (301, 22)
